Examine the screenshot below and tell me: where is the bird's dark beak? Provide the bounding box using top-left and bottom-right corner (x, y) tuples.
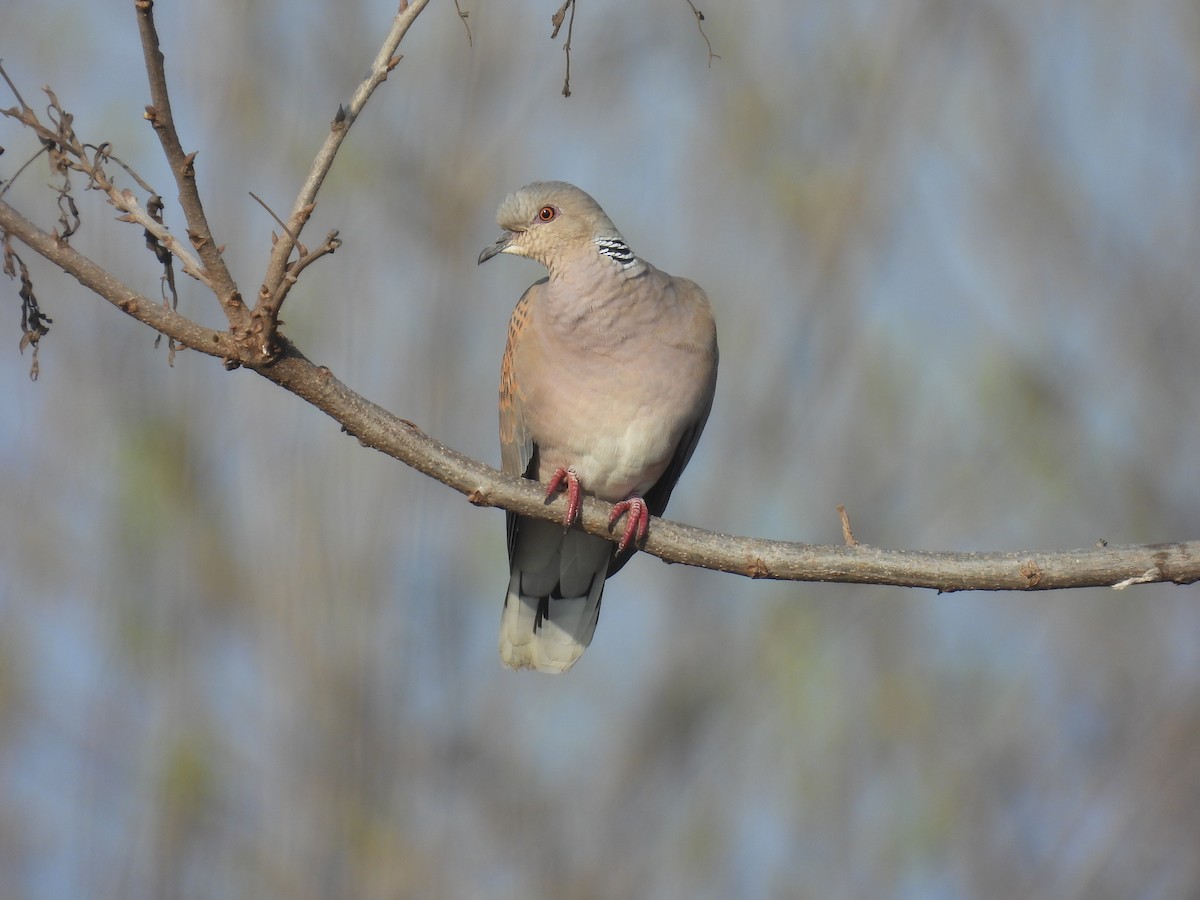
(478, 232), (512, 265)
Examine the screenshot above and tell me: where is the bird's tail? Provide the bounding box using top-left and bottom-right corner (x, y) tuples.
(500, 520), (610, 673)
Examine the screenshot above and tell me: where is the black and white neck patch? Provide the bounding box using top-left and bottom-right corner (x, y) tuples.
(594, 237), (638, 268)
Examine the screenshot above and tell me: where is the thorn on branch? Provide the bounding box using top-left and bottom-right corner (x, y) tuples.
(187, 228), (210, 252)
(836, 504), (859, 547)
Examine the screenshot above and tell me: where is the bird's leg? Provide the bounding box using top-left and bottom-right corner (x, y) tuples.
(545, 466), (583, 527)
(609, 495), (650, 553)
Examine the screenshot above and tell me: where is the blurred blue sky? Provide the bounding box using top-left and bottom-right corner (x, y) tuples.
(3, 1), (1200, 897)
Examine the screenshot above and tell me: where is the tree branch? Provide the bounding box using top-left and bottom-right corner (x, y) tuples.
(252, 0), (432, 359)
(680, 0), (719, 67)
(3, 196), (1197, 593)
(134, 0), (244, 324)
(0, 89), (213, 293)
(3, 5), (1197, 596)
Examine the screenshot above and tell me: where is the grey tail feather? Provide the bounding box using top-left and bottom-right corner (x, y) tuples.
(500, 522), (611, 673)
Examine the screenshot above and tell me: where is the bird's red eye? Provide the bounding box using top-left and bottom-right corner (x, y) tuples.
(538, 206), (557, 222)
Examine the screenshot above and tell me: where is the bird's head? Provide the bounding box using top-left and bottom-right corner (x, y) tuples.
(478, 181), (631, 273)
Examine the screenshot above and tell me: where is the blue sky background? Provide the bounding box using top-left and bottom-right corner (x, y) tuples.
(2, 1), (1200, 897)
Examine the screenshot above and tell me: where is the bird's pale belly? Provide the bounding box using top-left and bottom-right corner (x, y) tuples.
(532, 398), (680, 502)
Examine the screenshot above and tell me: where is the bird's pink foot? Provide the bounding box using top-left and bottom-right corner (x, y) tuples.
(609, 496), (650, 552)
(545, 467), (582, 527)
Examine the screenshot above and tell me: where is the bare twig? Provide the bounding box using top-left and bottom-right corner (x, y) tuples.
(134, 0), (244, 324)
(454, 0), (472, 45)
(2, 81), (197, 272)
(0, 79), (84, 240)
(0, 65), (29, 112)
(1, 68), (211, 324)
(681, 0), (719, 66)
(1, 200), (237, 363)
(551, 0), (577, 97)
(3, 197), (1198, 594)
(261, 229), (342, 322)
(287, 230), (342, 281)
(94, 143), (161, 196)
(111, 187), (212, 290)
(249, 191), (298, 245)
(0, 144), (50, 198)
(550, 0), (571, 39)
(253, 0), (433, 360)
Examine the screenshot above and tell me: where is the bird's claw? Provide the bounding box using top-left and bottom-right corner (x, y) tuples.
(545, 467), (582, 527)
(609, 496), (650, 553)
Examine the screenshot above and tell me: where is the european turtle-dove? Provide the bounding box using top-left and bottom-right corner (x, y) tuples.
(478, 181), (718, 673)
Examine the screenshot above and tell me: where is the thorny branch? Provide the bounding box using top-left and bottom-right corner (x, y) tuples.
(1, 2), (1198, 595)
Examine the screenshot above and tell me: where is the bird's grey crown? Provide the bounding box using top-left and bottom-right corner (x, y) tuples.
(497, 180), (605, 231)
(595, 237), (638, 268)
